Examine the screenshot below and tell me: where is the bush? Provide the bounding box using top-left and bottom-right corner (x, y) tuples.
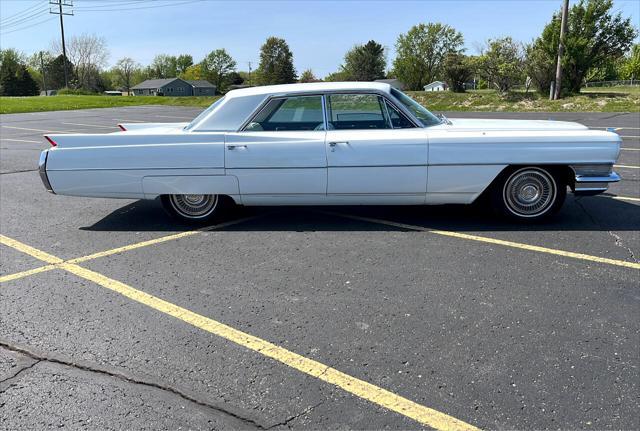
(57, 87), (100, 95)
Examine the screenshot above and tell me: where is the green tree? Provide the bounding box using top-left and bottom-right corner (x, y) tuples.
(442, 53), (473, 92)
(299, 69), (318, 83)
(175, 54), (193, 75)
(45, 54), (76, 89)
(619, 44), (640, 80)
(525, 41), (556, 95)
(392, 23), (464, 90)
(342, 40), (386, 81)
(0, 49), (39, 96)
(324, 70), (350, 82)
(200, 49), (237, 93)
(149, 54), (178, 78)
(479, 37), (524, 94)
(181, 64), (203, 80)
(113, 57), (140, 94)
(257, 36), (297, 85)
(528, 0), (637, 94)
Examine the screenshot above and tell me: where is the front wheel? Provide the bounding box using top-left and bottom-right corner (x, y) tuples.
(491, 167), (566, 221)
(161, 194), (226, 224)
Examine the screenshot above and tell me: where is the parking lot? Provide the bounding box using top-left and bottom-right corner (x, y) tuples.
(0, 105), (638, 430)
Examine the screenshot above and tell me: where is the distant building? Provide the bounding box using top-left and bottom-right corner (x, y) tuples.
(374, 78), (405, 90)
(423, 81), (448, 92)
(131, 78), (216, 96)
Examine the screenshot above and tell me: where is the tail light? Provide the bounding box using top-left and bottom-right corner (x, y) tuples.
(44, 135), (57, 147)
(118, 124), (127, 131)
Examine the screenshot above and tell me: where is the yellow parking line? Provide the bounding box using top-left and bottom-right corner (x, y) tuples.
(0, 264), (58, 283)
(67, 231), (199, 264)
(1, 216), (261, 284)
(615, 164), (640, 169)
(620, 148), (640, 151)
(323, 212), (640, 270)
(0, 234), (478, 431)
(0, 235), (63, 264)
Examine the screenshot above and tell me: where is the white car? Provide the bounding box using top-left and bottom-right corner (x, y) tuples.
(39, 82), (621, 223)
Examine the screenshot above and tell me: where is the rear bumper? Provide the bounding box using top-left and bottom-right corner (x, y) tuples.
(573, 172), (620, 195)
(38, 150), (54, 193)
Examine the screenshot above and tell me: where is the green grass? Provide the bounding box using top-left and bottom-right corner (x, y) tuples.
(0, 95), (220, 114)
(406, 88), (640, 112)
(1, 87), (639, 114)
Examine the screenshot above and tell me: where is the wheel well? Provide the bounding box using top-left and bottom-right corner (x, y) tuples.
(479, 165), (573, 199)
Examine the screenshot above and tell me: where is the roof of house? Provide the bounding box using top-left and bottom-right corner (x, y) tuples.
(131, 78), (183, 90)
(226, 81), (392, 99)
(424, 81), (447, 88)
(187, 80), (215, 88)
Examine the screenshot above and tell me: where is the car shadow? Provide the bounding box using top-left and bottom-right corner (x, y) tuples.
(81, 195), (640, 233)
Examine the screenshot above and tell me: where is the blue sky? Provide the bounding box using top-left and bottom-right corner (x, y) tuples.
(1, 0), (638, 77)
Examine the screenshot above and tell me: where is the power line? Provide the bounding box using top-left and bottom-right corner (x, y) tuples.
(0, 16), (56, 36)
(74, 0), (202, 12)
(0, 0), (46, 25)
(1, 9), (49, 29)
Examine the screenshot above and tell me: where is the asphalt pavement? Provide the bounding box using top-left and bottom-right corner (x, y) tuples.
(1, 105), (638, 430)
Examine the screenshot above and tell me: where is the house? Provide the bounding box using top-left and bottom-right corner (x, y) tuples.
(423, 81), (448, 92)
(188, 80), (216, 96)
(131, 78), (216, 96)
(374, 78), (405, 90)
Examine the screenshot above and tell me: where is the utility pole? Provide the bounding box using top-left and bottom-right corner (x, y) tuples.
(247, 61), (252, 86)
(40, 51), (47, 95)
(49, 0), (73, 89)
(553, 0), (569, 100)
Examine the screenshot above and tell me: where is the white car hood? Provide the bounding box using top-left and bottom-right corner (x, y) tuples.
(443, 118), (589, 132)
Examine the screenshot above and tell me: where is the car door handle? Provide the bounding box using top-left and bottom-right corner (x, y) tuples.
(328, 141), (348, 151)
(227, 144), (247, 150)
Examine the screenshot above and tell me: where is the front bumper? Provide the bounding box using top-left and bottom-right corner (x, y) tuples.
(38, 150), (54, 193)
(573, 172), (620, 195)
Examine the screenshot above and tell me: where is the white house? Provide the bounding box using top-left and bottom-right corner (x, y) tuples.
(423, 81), (448, 92)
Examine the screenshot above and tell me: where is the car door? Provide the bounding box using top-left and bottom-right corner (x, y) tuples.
(225, 95), (327, 202)
(325, 93), (428, 201)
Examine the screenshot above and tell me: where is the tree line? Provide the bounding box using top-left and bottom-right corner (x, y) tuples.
(1, 0), (637, 97)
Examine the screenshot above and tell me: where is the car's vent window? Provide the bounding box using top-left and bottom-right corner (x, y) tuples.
(327, 94), (390, 130)
(385, 100), (414, 129)
(244, 95), (324, 132)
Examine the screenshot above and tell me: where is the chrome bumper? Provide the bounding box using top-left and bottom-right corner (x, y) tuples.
(573, 172), (620, 195)
(38, 150), (54, 193)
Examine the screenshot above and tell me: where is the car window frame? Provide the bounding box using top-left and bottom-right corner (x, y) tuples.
(237, 89), (421, 133)
(240, 94), (328, 132)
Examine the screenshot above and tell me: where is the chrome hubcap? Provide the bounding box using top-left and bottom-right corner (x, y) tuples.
(503, 169), (556, 217)
(169, 194), (218, 219)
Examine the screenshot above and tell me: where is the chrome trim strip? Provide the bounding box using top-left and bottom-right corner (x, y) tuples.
(38, 150), (54, 193)
(574, 172), (620, 183)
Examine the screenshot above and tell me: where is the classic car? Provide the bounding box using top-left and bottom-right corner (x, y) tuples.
(38, 82), (621, 223)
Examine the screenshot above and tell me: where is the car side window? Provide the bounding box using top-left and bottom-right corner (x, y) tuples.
(327, 94), (390, 130)
(244, 95), (324, 132)
(385, 100), (414, 129)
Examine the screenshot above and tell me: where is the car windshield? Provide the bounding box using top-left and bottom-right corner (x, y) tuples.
(184, 97), (225, 130)
(390, 89), (442, 127)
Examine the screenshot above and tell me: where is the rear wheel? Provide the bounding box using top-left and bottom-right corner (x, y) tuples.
(161, 194), (225, 223)
(491, 167), (566, 221)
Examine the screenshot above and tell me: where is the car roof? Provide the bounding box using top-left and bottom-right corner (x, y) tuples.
(225, 81), (392, 98)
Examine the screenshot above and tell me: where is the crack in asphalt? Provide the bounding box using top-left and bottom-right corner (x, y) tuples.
(0, 358), (41, 393)
(0, 169), (37, 175)
(575, 198), (639, 263)
(264, 400), (325, 430)
(0, 341), (266, 429)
